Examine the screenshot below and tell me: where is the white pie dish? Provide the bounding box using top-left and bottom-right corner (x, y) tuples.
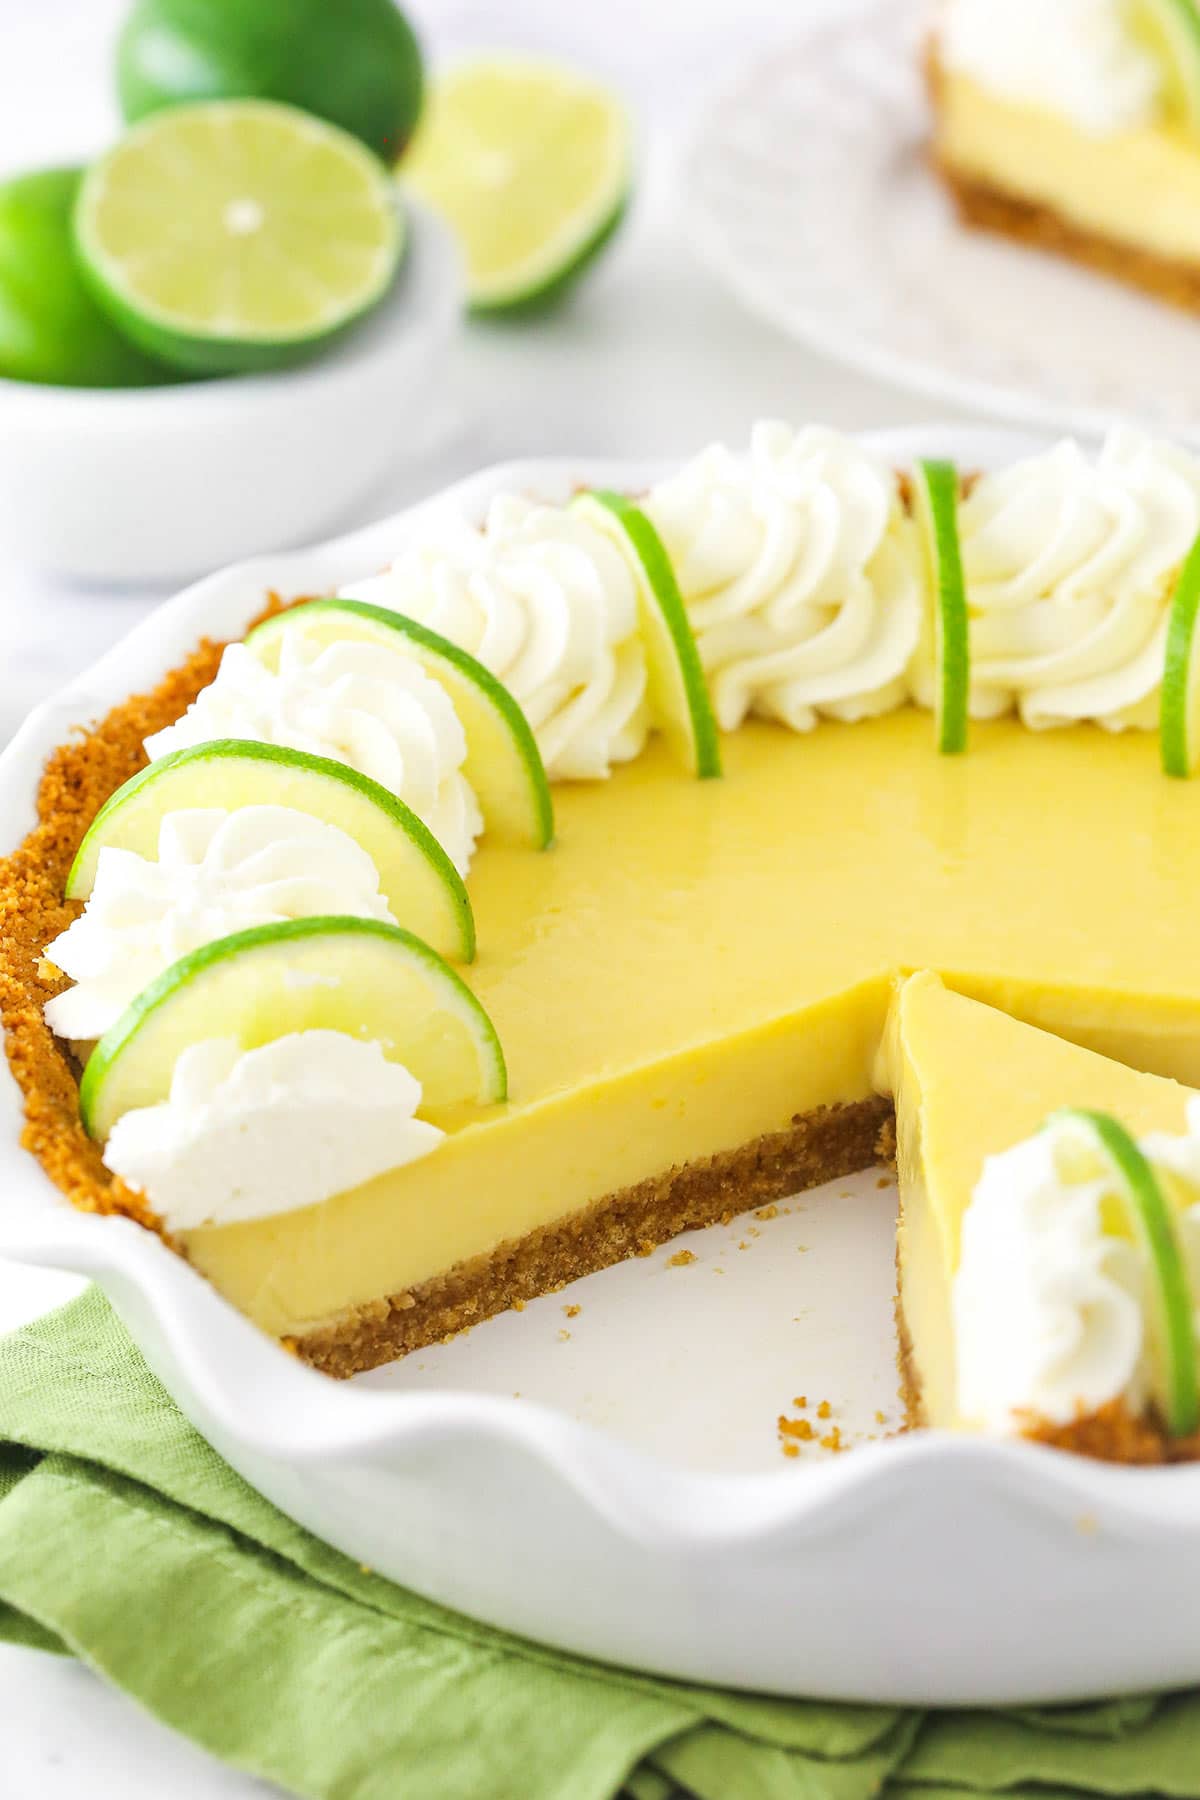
(0, 201), (460, 586)
(2, 425), (1199, 1708)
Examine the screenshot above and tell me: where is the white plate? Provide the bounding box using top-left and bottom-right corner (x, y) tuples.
(3, 426), (1200, 1708)
(682, 0), (1200, 445)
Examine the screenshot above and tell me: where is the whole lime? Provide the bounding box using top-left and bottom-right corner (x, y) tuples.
(0, 168), (171, 387)
(116, 0), (424, 162)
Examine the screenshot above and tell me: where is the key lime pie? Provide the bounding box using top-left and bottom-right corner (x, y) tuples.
(928, 0), (1200, 312)
(7, 420), (1200, 1464)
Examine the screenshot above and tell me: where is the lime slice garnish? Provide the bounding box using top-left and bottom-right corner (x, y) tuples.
(573, 491), (721, 779)
(1160, 528), (1200, 776)
(116, 0), (425, 162)
(1130, 0), (1200, 133)
(80, 916), (506, 1143)
(0, 167), (171, 388)
(401, 56), (630, 311)
(914, 459), (969, 756)
(1051, 1107), (1199, 1439)
(245, 601), (553, 848)
(74, 100), (403, 376)
(65, 739), (474, 962)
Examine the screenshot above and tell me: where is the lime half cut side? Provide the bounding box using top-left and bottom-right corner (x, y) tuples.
(74, 100), (404, 375)
(80, 916), (506, 1144)
(574, 491), (721, 779)
(246, 601), (554, 848)
(402, 57), (630, 311)
(914, 458), (969, 756)
(65, 739), (475, 962)
(1051, 1107), (1200, 1439)
(1160, 528), (1200, 776)
(1131, 0), (1200, 134)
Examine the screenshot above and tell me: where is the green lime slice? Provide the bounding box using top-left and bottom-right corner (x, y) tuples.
(116, 0), (424, 162)
(1130, 0), (1200, 133)
(245, 601), (553, 849)
(0, 167), (172, 387)
(573, 491), (721, 780)
(74, 100), (403, 376)
(81, 916), (506, 1143)
(1160, 528), (1200, 777)
(1051, 1107), (1199, 1439)
(402, 57), (630, 311)
(66, 739), (474, 961)
(914, 459), (969, 756)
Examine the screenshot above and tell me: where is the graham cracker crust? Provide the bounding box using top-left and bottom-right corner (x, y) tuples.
(293, 1096), (895, 1377)
(935, 162), (1200, 316)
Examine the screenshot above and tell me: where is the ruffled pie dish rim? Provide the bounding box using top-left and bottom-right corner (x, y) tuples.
(4, 430), (1200, 1708)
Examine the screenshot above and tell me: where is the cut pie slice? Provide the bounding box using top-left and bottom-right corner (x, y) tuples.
(883, 972), (1200, 1457)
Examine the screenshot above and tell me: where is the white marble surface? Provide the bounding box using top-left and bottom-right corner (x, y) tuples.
(0, 0), (970, 1792)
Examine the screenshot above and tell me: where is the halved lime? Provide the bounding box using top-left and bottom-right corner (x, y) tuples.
(914, 459), (969, 756)
(74, 100), (403, 376)
(1131, 0), (1200, 133)
(1052, 1108), (1199, 1439)
(81, 916), (506, 1143)
(0, 167), (171, 388)
(116, 0), (425, 162)
(573, 492), (721, 779)
(1160, 528), (1200, 777)
(66, 739), (474, 961)
(246, 601), (554, 847)
(401, 57), (630, 311)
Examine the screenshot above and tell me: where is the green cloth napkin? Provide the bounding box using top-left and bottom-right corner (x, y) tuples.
(1, 1290), (1199, 1800)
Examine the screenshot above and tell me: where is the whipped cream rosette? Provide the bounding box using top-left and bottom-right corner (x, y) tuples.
(644, 422), (923, 734)
(941, 430), (1200, 731)
(103, 1030), (442, 1232)
(43, 806), (393, 1043)
(343, 495), (649, 781)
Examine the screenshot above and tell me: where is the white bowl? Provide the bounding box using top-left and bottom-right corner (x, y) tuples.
(0, 201), (461, 585)
(4, 427), (1200, 1708)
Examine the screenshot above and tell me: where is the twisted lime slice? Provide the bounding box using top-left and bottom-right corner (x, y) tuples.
(1160, 528), (1200, 777)
(81, 916), (506, 1143)
(914, 458), (969, 756)
(246, 601), (553, 848)
(1052, 1107), (1199, 1439)
(573, 491), (720, 779)
(66, 739), (474, 962)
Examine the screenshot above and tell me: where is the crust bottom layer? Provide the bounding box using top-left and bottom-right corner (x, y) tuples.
(933, 158), (1200, 316)
(292, 1097), (893, 1378)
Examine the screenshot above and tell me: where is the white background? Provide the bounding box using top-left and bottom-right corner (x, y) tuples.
(0, 0), (968, 1791)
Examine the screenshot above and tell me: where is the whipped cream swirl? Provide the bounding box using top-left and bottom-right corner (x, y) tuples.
(954, 1122), (1153, 1433)
(43, 807), (393, 1043)
(145, 636), (482, 875)
(103, 1030), (442, 1231)
(941, 431), (1200, 731)
(645, 422), (922, 733)
(938, 0), (1162, 134)
(343, 495), (649, 780)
